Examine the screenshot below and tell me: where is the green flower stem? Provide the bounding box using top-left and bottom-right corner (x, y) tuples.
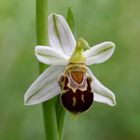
(36, 0), (58, 140)
(56, 99), (66, 140)
(42, 98), (59, 140)
(36, 0), (48, 45)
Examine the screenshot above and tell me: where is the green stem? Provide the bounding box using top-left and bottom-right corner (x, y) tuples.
(42, 98), (59, 140)
(36, 0), (58, 140)
(56, 98), (66, 140)
(36, 0), (48, 45)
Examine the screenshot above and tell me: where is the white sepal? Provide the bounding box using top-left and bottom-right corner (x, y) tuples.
(24, 66), (64, 105)
(48, 13), (76, 56)
(35, 46), (69, 65)
(94, 93), (115, 106)
(84, 41), (115, 65)
(87, 68), (116, 106)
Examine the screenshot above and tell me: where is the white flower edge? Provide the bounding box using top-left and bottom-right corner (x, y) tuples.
(24, 65), (64, 105)
(87, 68), (116, 106)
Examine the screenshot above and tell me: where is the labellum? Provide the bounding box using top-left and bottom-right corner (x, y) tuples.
(59, 63), (93, 114)
(59, 38), (94, 114)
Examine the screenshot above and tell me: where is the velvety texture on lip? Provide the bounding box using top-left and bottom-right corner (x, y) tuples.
(61, 89), (93, 114)
(60, 72), (93, 114)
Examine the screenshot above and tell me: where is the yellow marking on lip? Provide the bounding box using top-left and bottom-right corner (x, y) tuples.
(61, 89), (69, 94)
(72, 97), (76, 106)
(81, 94), (85, 102)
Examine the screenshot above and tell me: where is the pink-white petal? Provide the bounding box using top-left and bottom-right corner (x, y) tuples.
(48, 13), (76, 56)
(87, 68), (116, 106)
(35, 46), (69, 65)
(84, 42), (115, 65)
(24, 65), (65, 105)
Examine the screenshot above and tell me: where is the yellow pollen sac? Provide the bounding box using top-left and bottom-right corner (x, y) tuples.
(72, 97), (76, 106)
(81, 94), (85, 102)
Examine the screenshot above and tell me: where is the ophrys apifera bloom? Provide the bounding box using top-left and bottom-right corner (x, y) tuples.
(24, 13), (116, 114)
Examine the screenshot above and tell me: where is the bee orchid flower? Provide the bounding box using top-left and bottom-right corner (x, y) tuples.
(24, 13), (116, 114)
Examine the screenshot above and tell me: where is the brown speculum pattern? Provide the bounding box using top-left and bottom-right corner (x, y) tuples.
(59, 63), (93, 114)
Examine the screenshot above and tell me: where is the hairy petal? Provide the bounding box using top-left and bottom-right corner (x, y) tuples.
(48, 13), (76, 56)
(35, 46), (69, 65)
(87, 68), (116, 106)
(84, 42), (115, 65)
(24, 66), (64, 105)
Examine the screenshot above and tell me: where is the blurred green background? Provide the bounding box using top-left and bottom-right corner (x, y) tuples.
(0, 0), (140, 140)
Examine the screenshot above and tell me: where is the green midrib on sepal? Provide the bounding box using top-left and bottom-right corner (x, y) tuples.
(96, 45), (113, 55)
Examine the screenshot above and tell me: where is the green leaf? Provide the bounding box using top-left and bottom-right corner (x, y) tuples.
(66, 7), (76, 36)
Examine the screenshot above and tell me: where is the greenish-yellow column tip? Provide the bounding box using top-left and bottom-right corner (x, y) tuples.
(77, 38), (90, 50)
(69, 38), (90, 64)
